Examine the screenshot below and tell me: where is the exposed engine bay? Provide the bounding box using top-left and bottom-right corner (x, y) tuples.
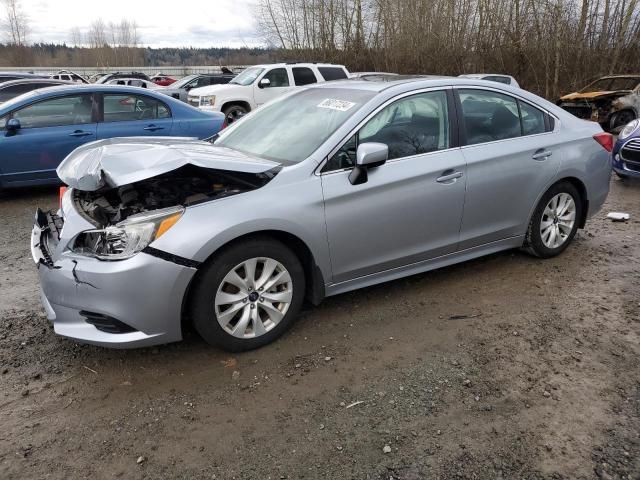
(74, 164), (278, 227)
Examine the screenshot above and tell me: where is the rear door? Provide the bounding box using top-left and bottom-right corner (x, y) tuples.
(0, 93), (97, 185)
(321, 89), (467, 283)
(97, 92), (173, 138)
(455, 87), (560, 249)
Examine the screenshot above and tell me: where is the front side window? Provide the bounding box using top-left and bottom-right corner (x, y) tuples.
(458, 89), (521, 145)
(262, 68), (289, 88)
(103, 94), (170, 122)
(292, 67), (317, 86)
(325, 90), (450, 171)
(216, 87), (374, 164)
(13, 94), (94, 128)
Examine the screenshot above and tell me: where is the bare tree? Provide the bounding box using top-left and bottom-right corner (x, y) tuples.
(70, 26), (83, 47)
(2, 0), (28, 46)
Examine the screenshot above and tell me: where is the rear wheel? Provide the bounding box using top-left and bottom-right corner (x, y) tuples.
(524, 182), (582, 258)
(222, 104), (248, 125)
(191, 238), (305, 351)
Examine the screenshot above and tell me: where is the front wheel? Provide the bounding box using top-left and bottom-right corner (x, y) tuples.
(191, 238), (305, 351)
(524, 182), (583, 258)
(222, 104), (248, 125)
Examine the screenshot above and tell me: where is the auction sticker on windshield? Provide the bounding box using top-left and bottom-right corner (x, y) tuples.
(317, 99), (356, 111)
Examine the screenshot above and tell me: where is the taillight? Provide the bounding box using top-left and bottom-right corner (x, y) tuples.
(59, 186), (67, 209)
(593, 132), (613, 152)
(221, 118), (228, 130)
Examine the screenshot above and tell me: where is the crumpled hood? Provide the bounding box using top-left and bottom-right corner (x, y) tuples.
(57, 137), (280, 191)
(560, 90), (629, 101)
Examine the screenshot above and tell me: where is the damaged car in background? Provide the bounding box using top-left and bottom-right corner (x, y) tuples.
(557, 75), (639, 132)
(32, 78), (611, 352)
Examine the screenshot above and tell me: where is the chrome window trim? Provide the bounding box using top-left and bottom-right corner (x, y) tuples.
(316, 86), (455, 176)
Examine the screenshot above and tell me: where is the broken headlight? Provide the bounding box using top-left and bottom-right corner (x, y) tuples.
(71, 206), (184, 260)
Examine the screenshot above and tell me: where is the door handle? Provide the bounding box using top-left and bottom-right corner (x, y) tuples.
(68, 130), (93, 137)
(436, 170), (463, 183)
(143, 125), (164, 131)
(532, 149), (553, 160)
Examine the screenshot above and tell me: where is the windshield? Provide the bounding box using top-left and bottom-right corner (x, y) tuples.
(217, 87), (374, 163)
(172, 75), (198, 89)
(230, 67), (264, 86)
(581, 77), (640, 92)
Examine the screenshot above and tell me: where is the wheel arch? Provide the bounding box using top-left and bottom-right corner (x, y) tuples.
(181, 229), (326, 333)
(220, 100), (252, 113)
(528, 176), (589, 230)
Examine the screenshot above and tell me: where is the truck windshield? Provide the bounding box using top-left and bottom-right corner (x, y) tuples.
(217, 87), (374, 164)
(229, 68), (264, 86)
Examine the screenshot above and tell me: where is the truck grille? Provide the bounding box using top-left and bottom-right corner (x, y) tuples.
(621, 138), (640, 164)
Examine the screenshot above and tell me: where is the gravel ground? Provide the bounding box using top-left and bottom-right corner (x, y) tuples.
(0, 178), (639, 480)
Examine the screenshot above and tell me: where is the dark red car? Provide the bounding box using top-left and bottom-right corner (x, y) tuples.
(150, 74), (176, 86)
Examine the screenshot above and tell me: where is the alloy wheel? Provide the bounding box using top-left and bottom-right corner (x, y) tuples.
(214, 257), (293, 339)
(539, 193), (576, 249)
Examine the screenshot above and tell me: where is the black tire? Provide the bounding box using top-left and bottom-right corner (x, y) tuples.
(191, 237), (305, 352)
(610, 109), (636, 132)
(222, 104), (248, 125)
(524, 182), (583, 258)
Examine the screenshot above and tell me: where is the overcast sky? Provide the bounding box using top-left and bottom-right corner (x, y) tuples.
(22, 0), (263, 48)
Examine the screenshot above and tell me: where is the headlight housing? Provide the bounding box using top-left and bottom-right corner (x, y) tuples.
(200, 95), (216, 107)
(71, 206), (184, 260)
(620, 119), (639, 140)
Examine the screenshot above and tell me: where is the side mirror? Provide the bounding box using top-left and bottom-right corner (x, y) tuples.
(6, 118), (21, 134)
(349, 142), (388, 185)
(259, 78), (271, 88)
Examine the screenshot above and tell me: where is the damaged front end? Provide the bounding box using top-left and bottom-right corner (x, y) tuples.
(30, 138), (282, 348)
(71, 164), (276, 260)
(558, 90), (639, 131)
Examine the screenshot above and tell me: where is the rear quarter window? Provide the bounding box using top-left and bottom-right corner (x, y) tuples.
(318, 67), (348, 81)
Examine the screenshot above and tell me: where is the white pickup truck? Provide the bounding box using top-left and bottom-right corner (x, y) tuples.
(187, 63), (350, 123)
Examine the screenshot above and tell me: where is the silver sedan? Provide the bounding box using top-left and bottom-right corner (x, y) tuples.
(32, 77), (611, 351)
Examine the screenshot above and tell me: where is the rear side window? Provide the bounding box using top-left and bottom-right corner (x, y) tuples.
(13, 94), (94, 128)
(519, 101), (546, 135)
(318, 67), (348, 81)
(292, 67), (317, 86)
(102, 94), (171, 122)
(458, 90), (521, 145)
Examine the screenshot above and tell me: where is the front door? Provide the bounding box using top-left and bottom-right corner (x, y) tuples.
(98, 93), (173, 139)
(0, 93), (97, 185)
(321, 90), (467, 284)
(253, 68), (292, 107)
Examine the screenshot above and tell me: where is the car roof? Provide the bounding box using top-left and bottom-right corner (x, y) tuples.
(596, 74), (640, 80)
(311, 75), (456, 92)
(0, 72), (46, 78)
(251, 63), (346, 69)
(0, 78), (72, 87)
(459, 74), (513, 78)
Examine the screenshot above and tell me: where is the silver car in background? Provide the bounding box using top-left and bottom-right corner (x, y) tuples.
(31, 77), (611, 351)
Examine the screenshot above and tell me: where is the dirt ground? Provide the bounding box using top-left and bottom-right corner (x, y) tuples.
(0, 177), (638, 480)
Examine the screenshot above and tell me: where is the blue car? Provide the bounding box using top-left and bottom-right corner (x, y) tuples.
(612, 119), (640, 179)
(0, 85), (225, 188)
